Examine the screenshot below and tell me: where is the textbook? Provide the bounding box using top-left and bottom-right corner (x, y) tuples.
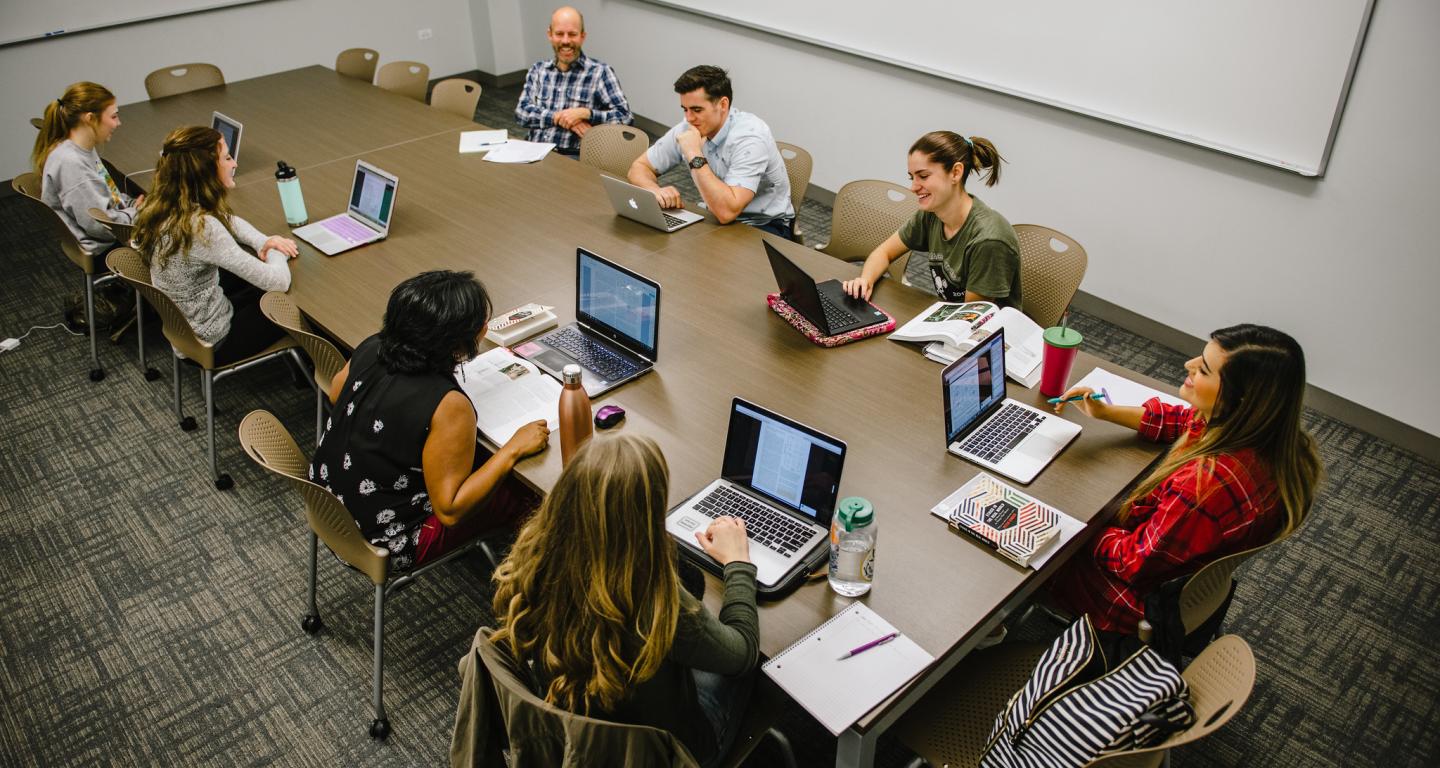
(930, 472), (1082, 569)
(455, 348), (560, 445)
(890, 301), (1043, 386)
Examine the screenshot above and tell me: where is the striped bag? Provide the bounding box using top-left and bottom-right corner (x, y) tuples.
(980, 616), (1194, 768)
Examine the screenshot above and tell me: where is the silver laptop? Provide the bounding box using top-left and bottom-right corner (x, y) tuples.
(944, 328), (1081, 484)
(669, 398), (844, 593)
(293, 160), (398, 256)
(211, 111), (243, 163)
(600, 174), (703, 232)
(512, 248), (658, 397)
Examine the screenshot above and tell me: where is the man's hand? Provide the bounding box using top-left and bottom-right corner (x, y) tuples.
(571, 120), (592, 138)
(651, 186), (683, 209)
(677, 126), (705, 161)
(553, 107), (592, 129)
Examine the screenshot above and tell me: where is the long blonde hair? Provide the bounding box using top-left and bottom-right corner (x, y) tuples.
(491, 434), (682, 714)
(131, 126), (235, 269)
(1120, 324), (1323, 537)
(32, 81), (115, 175)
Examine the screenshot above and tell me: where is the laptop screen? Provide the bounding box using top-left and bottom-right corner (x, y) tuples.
(942, 327), (1008, 444)
(576, 248), (660, 359)
(721, 398), (845, 523)
(211, 112), (241, 162)
(347, 162), (397, 230)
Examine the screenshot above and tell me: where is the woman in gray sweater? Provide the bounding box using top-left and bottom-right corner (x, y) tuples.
(132, 126), (298, 365)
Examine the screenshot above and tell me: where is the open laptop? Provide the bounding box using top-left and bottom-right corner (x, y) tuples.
(600, 174), (704, 232)
(943, 328), (1082, 484)
(211, 111), (243, 162)
(669, 398), (844, 593)
(764, 240), (888, 336)
(292, 160), (398, 256)
(512, 248), (659, 397)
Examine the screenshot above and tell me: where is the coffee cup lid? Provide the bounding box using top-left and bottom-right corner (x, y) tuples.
(1043, 327), (1083, 348)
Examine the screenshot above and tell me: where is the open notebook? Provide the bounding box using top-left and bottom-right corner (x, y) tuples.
(762, 602), (933, 735)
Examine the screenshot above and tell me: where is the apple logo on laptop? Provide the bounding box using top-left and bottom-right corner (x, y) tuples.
(627, 198), (639, 210)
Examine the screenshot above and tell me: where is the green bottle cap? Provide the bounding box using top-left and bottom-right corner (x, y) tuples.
(837, 497), (874, 532)
(1043, 326), (1083, 348)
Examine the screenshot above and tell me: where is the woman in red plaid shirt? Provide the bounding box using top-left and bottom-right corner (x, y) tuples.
(1046, 324), (1323, 634)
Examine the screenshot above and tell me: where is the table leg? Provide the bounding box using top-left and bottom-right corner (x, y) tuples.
(836, 728), (877, 768)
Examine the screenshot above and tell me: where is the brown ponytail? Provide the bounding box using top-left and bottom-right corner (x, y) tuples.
(31, 82), (116, 175)
(132, 126), (234, 269)
(908, 130), (1005, 188)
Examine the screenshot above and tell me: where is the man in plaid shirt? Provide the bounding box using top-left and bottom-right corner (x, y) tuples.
(515, 7), (633, 155)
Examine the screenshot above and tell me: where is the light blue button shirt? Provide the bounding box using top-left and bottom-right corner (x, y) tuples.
(647, 109), (794, 225)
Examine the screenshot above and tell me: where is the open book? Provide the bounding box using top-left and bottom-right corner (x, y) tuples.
(890, 301), (1044, 386)
(455, 348), (560, 444)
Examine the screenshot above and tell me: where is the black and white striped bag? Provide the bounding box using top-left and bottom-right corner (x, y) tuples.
(980, 616), (1195, 768)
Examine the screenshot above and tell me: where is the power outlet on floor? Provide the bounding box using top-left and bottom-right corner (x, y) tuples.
(1, 338), (20, 352)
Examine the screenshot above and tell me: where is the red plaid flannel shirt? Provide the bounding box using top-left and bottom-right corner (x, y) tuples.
(1047, 398), (1281, 634)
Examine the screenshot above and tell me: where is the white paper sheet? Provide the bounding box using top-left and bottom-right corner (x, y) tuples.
(458, 129), (508, 153)
(481, 140), (555, 164)
(456, 348), (560, 444)
(1072, 366), (1186, 408)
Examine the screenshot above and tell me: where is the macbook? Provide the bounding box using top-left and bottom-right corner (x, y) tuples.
(601, 174), (704, 232)
(211, 111), (243, 163)
(764, 240), (888, 336)
(943, 328), (1081, 484)
(292, 160), (398, 256)
(669, 398), (845, 594)
(513, 248), (659, 397)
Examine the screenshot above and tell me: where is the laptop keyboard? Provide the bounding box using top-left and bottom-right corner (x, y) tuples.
(539, 326), (641, 381)
(960, 403), (1045, 462)
(662, 213), (688, 228)
(695, 485), (812, 558)
(322, 215), (373, 243)
(817, 292), (861, 330)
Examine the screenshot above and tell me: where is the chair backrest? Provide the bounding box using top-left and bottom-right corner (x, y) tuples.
(578, 123), (651, 179)
(820, 180), (917, 278)
(376, 60), (430, 102)
(335, 47), (380, 82)
(430, 78), (482, 120)
(1014, 224), (1088, 329)
(1173, 516), (1305, 636)
(259, 291), (347, 393)
(237, 410), (390, 586)
(30, 116), (43, 130)
(88, 207), (134, 243)
(144, 63), (225, 99)
(473, 628), (700, 767)
(13, 172), (98, 274)
(104, 247), (216, 367)
(775, 141), (812, 219)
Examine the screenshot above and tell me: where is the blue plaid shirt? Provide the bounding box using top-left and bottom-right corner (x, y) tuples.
(514, 53), (632, 152)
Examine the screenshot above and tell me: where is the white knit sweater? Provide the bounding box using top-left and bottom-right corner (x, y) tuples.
(149, 214), (291, 345)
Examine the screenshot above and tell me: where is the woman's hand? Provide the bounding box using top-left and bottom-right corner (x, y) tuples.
(502, 419), (550, 459)
(695, 515), (750, 566)
(260, 235), (300, 260)
(842, 275), (874, 301)
(1053, 386), (1106, 418)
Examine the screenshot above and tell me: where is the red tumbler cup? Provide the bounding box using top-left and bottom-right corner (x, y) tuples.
(1040, 327), (1083, 397)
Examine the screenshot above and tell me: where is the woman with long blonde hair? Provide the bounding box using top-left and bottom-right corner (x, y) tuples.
(491, 434), (758, 766)
(1047, 323), (1323, 634)
(33, 81), (142, 255)
(131, 125), (298, 365)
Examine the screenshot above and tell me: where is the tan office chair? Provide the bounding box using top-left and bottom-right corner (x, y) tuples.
(259, 291), (347, 444)
(776, 141), (812, 240)
(893, 634), (1256, 768)
(12, 173), (120, 381)
(376, 61), (430, 102)
(335, 47), (380, 83)
(238, 409), (499, 741)
(1014, 224), (1088, 329)
(30, 117), (43, 130)
(106, 248), (301, 490)
(144, 63), (225, 99)
(430, 78), (482, 120)
(457, 627), (798, 767)
(816, 180), (917, 281)
(88, 208), (159, 381)
(578, 123), (651, 179)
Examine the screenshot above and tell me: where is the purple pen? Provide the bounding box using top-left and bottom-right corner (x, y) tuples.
(838, 631), (900, 660)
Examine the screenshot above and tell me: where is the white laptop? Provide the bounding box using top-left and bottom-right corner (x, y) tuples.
(600, 174), (703, 232)
(211, 111), (243, 163)
(943, 328), (1082, 484)
(293, 161), (398, 256)
(668, 398), (845, 594)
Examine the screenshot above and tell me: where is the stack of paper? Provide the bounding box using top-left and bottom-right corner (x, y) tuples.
(455, 348), (560, 444)
(482, 140), (555, 164)
(458, 129), (508, 153)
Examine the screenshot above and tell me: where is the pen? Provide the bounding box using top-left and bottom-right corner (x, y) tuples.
(838, 631), (900, 660)
(1047, 387), (1112, 405)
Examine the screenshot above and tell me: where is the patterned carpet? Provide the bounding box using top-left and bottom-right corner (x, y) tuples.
(1, 83), (1436, 767)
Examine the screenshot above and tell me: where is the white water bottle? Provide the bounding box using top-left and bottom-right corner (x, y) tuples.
(828, 497), (876, 596)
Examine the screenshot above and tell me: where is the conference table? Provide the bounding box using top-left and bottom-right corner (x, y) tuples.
(107, 67), (1169, 767)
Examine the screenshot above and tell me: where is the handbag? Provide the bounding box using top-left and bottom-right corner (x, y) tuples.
(980, 616), (1195, 768)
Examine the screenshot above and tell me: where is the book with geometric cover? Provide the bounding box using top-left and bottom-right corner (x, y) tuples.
(930, 472), (1061, 567)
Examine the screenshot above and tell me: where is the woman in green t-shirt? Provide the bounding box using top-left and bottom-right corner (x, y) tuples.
(842, 131), (1022, 307)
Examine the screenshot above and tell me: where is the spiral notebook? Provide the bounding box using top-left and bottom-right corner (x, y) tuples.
(762, 602), (933, 735)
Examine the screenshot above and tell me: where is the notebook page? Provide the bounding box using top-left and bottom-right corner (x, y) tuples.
(1072, 367), (1186, 408)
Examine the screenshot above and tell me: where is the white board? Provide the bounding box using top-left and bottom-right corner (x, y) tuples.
(0, 0), (274, 48)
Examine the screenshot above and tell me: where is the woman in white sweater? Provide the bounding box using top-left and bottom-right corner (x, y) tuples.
(132, 126), (299, 365)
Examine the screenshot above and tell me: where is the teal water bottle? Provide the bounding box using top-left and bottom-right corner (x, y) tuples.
(275, 161), (308, 227)
(828, 497), (876, 596)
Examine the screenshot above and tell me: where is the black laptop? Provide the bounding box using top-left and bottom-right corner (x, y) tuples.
(764, 240), (887, 336)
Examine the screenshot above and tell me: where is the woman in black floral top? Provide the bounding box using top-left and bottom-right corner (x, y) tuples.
(310, 271), (550, 571)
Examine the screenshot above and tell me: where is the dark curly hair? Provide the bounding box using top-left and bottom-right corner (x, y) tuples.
(377, 270), (491, 375)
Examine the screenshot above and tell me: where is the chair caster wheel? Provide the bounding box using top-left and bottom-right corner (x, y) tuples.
(144, 368), (161, 381)
(180, 416), (197, 431)
(301, 614), (323, 634)
(215, 474), (234, 491)
(89, 368), (105, 382)
(369, 718), (390, 740)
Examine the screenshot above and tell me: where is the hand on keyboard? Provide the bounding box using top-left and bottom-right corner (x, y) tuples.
(694, 515), (751, 566)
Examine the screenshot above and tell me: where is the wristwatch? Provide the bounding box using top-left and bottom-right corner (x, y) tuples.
(688, 155), (708, 170)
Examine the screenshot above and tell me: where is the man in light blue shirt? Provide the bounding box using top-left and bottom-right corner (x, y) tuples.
(628, 65), (794, 238)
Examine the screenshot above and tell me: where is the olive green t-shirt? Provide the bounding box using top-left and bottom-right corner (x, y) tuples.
(898, 195), (1022, 307)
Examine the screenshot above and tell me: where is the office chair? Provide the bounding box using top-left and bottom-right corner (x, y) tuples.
(335, 47), (380, 83)
(258, 291), (347, 444)
(376, 61), (430, 102)
(776, 141), (813, 241)
(578, 123), (651, 179)
(144, 63), (225, 99)
(1014, 224), (1088, 329)
(816, 180), (917, 282)
(430, 78), (482, 120)
(88, 208), (159, 382)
